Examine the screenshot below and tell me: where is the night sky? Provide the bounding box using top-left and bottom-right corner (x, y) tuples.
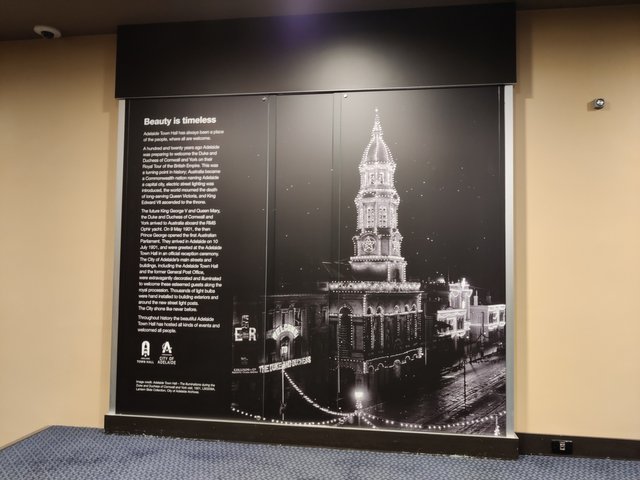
(271, 87), (505, 303)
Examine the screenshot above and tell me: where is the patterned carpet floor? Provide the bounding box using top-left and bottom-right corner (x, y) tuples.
(1, 426), (638, 480)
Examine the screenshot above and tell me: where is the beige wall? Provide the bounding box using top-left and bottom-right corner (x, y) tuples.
(0, 36), (118, 446)
(0, 5), (638, 448)
(514, 5), (640, 440)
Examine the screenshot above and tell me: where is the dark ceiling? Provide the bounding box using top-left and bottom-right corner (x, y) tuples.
(2, 0), (639, 41)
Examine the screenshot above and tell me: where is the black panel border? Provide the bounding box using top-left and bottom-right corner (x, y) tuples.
(105, 414), (519, 459)
(103, 416), (640, 460)
(116, 3), (516, 99)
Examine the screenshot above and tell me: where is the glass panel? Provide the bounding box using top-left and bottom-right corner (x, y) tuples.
(116, 95), (270, 418)
(336, 88), (506, 435)
(254, 94), (336, 421)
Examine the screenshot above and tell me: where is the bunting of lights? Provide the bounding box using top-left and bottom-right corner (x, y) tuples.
(231, 370), (507, 434)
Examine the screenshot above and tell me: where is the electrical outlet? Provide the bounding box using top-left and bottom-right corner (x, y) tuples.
(551, 439), (573, 455)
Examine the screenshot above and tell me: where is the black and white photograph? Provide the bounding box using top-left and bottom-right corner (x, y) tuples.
(231, 87), (507, 436)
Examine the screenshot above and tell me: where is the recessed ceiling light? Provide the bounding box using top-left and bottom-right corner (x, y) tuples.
(34, 25), (62, 40)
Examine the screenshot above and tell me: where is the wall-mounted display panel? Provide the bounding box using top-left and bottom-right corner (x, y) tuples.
(109, 4), (517, 457)
(112, 87), (510, 441)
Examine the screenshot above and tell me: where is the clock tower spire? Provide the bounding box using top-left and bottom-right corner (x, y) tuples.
(350, 109), (407, 282)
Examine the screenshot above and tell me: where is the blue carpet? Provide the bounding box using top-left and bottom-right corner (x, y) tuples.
(1, 426), (638, 480)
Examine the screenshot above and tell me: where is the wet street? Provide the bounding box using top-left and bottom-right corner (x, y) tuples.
(365, 355), (506, 436)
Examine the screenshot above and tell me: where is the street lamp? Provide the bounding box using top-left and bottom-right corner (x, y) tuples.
(459, 335), (468, 413)
(354, 389), (364, 409)
(280, 343), (289, 420)
(354, 389), (364, 426)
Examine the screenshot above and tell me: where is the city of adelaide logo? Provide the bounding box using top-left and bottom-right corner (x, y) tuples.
(158, 341), (176, 366)
(137, 340), (154, 365)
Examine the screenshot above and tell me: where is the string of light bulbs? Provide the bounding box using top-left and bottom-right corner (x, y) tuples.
(284, 371), (352, 417)
(230, 406), (343, 427)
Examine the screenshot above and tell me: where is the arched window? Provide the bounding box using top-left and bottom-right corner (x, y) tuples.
(338, 307), (352, 354)
(376, 307), (384, 349)
(364, 307), (373, 351)
(411, 304), (418, 338)
(279, 336), (290, 361)
(394, 306), (401, 336)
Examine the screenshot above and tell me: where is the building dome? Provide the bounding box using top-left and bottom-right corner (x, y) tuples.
(361, 110), (394, 165)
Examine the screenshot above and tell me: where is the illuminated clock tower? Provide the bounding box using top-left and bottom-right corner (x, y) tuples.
(350, 110), (407, 283)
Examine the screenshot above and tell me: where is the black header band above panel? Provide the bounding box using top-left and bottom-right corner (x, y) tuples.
(115, 4), (515, 98)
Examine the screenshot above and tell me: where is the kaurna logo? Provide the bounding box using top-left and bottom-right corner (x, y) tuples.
(161, 341), (172, 354)
(141, 341), (151, 358)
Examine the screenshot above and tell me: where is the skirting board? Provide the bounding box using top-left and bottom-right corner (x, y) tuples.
(0, 426), (49, 452)
(105, 414), (519, 459)
(517, 432), (640, 461)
